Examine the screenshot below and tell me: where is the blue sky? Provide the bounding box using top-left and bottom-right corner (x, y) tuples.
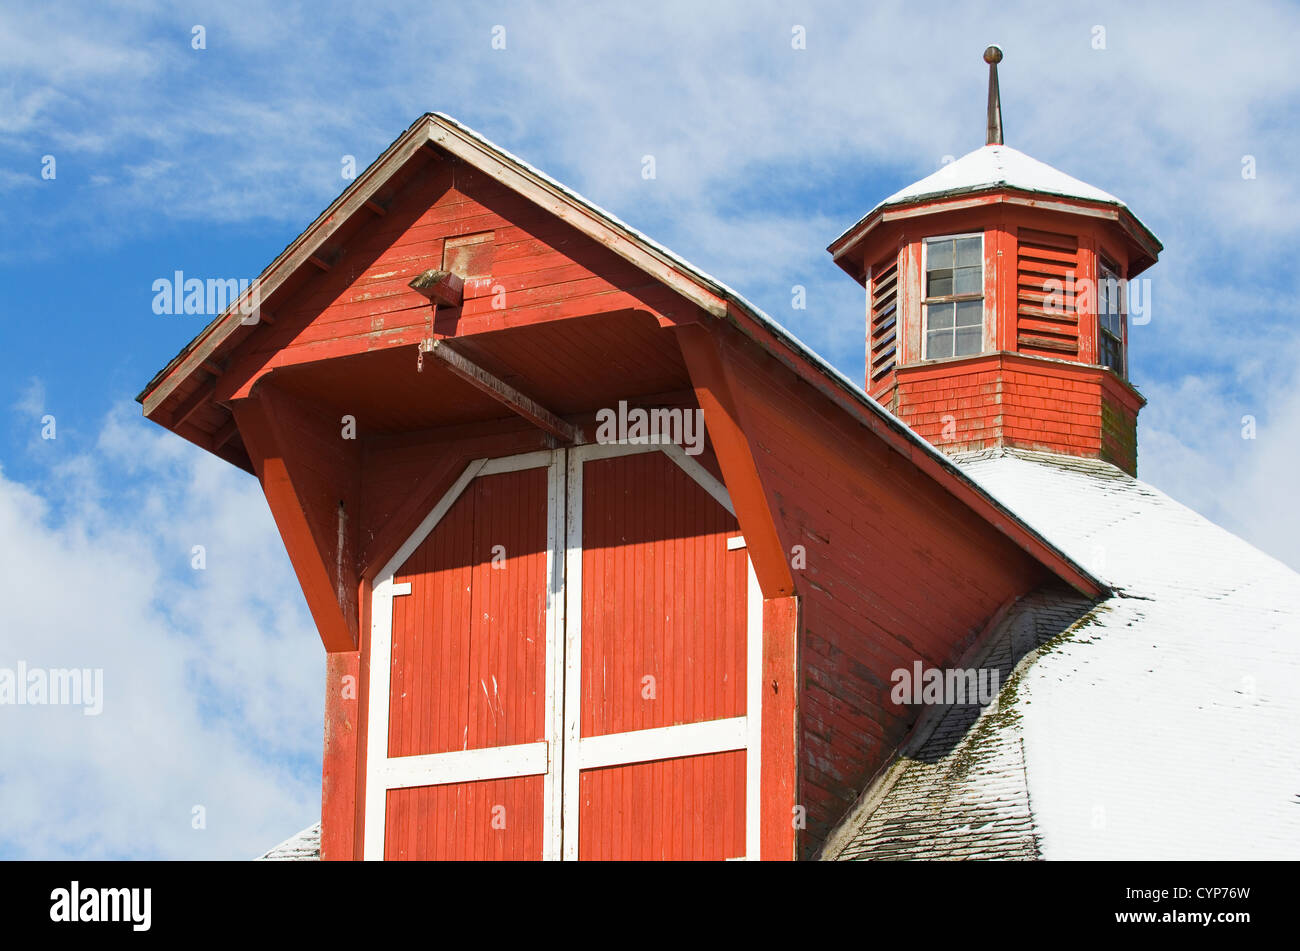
(2, 0), (1298, 859)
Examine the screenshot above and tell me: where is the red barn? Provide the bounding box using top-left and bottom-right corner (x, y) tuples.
(144, 54), (1283, 861)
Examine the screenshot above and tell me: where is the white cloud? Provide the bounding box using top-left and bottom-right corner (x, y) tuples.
(0, 404), (322, 859)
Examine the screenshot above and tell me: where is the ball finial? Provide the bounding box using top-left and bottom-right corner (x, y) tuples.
(983, 45), (1003, 64)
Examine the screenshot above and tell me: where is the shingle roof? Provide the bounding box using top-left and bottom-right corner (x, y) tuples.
(255, 822), (321, 861)
(825, 448), (1300, 860)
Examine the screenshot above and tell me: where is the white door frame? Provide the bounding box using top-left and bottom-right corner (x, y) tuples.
(363, 442), (763, 861)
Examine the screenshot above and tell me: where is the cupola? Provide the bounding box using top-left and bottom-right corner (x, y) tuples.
(828, 47), (1162, 474)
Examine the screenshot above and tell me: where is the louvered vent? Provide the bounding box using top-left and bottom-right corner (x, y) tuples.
(869, 258), (899, 385)
(1016, 228), (1080, 358)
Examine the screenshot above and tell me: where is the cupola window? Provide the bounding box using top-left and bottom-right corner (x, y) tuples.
(923, 233), (984, 359)
(1097, 257), (1125, 376)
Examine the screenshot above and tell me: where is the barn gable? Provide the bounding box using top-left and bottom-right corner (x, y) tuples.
(141, 113), (1106, 860)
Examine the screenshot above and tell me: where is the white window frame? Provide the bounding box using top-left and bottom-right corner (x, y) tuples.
(1096, 255), (1126, 378)
(921, 231), (985, 361)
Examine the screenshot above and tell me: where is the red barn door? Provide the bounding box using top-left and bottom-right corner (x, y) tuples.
(364, 445), (761, 860)
(364, 451), (564, 860)
(564, 444), (756, 860)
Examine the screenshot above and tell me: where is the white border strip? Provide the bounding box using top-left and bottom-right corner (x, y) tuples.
(561, 448), (584, 861)
(576, 717), (748, 771)
(543, 452), (565, 860)
(746, 558), (763, 860)
(375, 458), (486, 583)
(382, 741), (549, 790)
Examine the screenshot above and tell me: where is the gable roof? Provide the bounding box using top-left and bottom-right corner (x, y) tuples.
(823, 448), (1300, 860)
(136, 113), (1105, 600)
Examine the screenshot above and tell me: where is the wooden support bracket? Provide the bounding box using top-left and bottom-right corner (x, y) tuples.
(420, 339), (582, 445)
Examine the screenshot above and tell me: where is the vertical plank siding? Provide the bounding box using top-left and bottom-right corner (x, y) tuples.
(576, 450), (748, 859)
(389, 468), (548, 757)
(578, 751), (746, 861)
(385, 776), (544, 860)
(579, 452), (744, 736)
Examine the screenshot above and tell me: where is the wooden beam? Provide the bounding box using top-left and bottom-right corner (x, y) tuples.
(675, 322), (796, 598)
(421, 339), (583, 445)
(231, 385), (361, 652)
(762, 595), (800, 860)
(408, 268), (464, 307)
(208, 414), (238, 452)
(321, 646), (361, 860)
(166, 375), (218, 430)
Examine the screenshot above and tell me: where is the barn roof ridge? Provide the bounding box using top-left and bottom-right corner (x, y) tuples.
(137, 112), (1105, 599)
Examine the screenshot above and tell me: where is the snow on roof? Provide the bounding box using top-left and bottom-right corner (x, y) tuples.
(255, 821), (320, 861)
(825, 448), (1300, 860)
(829, 144), (1131, 253)
(882, 144), (1123, 209)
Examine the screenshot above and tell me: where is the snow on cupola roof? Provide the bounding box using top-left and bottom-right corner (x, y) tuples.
(877, 142), (1125, 211)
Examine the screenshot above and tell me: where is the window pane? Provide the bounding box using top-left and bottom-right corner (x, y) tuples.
(928, 301), (954, 330)
(953, 265), (981, 296)
(927, 330), (953, 360)
(927, 239), (953, 270)
(955, 299), (982, 327)
(954, 324), (982, 356)
(955, 236), (981, 267)
(927, 269), (953, 297)
(1099, 332), (1123, 371)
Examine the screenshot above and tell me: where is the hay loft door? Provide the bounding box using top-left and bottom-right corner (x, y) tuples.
(364, 444), (762, 860)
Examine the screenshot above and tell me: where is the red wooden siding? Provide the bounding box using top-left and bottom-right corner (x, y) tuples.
(1016, 227), (1082, 359)
(868, 254), (900, 398)
(578, 751), (746, 860)
(216, 155), (692, 406)
(579, 452), (745, 736)
(711, 326), (1056, 857)
(840, 203), (1150, 478)
(385, 776), (544, 860)
(892, 352), (1143, 474)
(389, 467), (548, 757)
(382, 466), (549, 860)
(576, 450), (748, 859)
